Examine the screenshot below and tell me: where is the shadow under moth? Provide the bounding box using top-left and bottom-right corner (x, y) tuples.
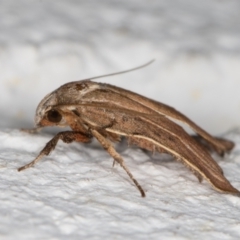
(18, 61), (240, 197)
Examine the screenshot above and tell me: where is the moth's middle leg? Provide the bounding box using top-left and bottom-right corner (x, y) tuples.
(91, 129), (146, 197)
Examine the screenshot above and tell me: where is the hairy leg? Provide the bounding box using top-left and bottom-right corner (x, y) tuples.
(91, 129), (145, 197)
(18, 131), (91, 171)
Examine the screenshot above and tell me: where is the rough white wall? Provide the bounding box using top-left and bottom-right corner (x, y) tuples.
(0, 0), (240, 239)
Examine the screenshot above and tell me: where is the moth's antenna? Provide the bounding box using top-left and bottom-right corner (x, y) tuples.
(88, 59), (155, 81)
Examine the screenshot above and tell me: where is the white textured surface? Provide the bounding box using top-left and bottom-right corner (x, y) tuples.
(1, 129), (240, 239)
(1, 0), (240, 239)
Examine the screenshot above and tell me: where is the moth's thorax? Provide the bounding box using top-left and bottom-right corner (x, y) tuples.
(55, 80), (102, 104)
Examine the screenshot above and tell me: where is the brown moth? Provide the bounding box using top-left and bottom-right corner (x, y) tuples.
(18, 62), (240, 197)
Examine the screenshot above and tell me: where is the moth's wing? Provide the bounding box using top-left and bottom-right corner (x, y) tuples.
(105, 84), (234, 155)
(130, 114), (239, 194)
(64, 103), (239, 195)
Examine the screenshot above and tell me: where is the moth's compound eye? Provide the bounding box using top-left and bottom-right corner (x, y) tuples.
(46, 110), (62, 123)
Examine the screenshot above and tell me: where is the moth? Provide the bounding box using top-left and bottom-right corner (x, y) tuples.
(18, 61), (240, 197)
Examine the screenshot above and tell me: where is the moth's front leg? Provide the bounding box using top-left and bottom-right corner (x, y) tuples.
(91, 129), (145, 197)
(18, 131), (92, 171)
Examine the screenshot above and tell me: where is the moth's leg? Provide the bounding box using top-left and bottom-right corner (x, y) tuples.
(91, 129), (145, 197)
(191, 134), (234, 156)
(18, 131), (91, 171)
(193, 171), (203, 183)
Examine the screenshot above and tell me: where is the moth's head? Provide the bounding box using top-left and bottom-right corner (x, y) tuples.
(34, 92), (67, 127)
(34, 80), (101, 127)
